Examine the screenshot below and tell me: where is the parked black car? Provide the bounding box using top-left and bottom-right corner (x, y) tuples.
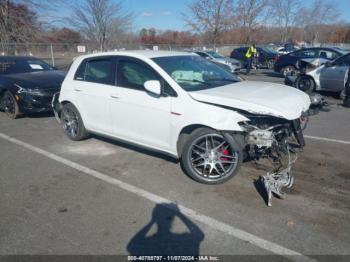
(230, 46), (278, 69)
(0, 56), (65, 118)
(274, 47), (344, 76)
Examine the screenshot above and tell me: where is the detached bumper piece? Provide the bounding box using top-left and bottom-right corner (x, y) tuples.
(262, 144), (298, 206)
(263, 168), (294, 207)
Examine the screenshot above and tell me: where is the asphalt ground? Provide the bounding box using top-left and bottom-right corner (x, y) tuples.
(0, 69), (349, 261)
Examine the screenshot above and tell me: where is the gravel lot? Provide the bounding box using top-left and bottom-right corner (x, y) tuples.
(0, 69), (349, 261)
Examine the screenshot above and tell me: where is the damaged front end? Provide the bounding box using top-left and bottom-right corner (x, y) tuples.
(240, 113), (308, 206)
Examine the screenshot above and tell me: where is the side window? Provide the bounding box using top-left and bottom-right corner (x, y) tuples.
(74, 61), (86, 80)
(84, 59), (113, 84)
(301, 50), (317, 57)
(117, 59), (160, 90)
(335, 55), (350, 66)
(319, 50), (338, 60)
(293, 50), (316, 57)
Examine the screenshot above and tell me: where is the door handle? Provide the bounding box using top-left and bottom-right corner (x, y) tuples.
(110, 94), (120, 99)
(74, 88), (82, 92)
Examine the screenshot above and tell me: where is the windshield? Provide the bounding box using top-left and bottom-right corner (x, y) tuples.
(260, 47), (277, 54)
(152, 56), (239, 91)
(0, 58), (54, 75)
(206, 51), (224, 59)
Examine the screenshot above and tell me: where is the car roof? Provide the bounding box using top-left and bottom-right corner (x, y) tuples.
(0, 56), (42, 60)
(77, 50), (194, 60)
(294, 47), (341, 52)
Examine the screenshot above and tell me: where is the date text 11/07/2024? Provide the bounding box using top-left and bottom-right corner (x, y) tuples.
(127, 255), (219, 261)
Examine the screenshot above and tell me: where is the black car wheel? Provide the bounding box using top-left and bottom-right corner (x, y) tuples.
(181, 128), (242, 185)
(60, 103), (89, 141)
(296, 76), (315, 94)
(0, 91), (20, 119)
(340, 89), (347, 100)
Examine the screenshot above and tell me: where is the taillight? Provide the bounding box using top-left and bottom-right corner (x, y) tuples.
(275, 55), (280, 62)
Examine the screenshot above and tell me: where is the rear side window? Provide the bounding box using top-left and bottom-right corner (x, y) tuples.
(117, 59), (160, 90)
(75, 58), (113, 85)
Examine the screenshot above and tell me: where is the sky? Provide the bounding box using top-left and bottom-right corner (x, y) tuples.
(123, 0), (192, 31)
(123, 0), (350, 32)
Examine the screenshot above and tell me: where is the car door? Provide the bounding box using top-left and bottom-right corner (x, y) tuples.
(111, 56), (173, 151)
(320, 54), (350, 91)
(72, 57), (115, 134)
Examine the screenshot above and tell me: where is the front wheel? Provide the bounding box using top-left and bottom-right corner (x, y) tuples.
(296, 76), (315, 94)
(0, 91), (20, 119)
(60, 103), (89, 141)
(181, 128), (242, 185)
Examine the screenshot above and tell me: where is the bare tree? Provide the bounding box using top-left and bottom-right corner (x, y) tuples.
(0, 0), (39, 43)
(182, 0), (234, 47)
(69, 0), (133, 51)
(297, 0), (339, 44)
(268, 0), (300, 43)
(236, 0), (268, 44)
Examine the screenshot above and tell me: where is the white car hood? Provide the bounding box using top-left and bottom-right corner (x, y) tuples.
(188, 81), (311, 120)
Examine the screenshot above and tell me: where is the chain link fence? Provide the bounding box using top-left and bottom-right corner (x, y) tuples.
(1, 42), (349, 70)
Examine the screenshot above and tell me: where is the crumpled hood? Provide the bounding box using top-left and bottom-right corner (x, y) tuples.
(188, 81), (311, 120)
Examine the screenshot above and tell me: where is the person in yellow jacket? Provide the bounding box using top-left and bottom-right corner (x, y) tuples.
(245, 44), (257, 75)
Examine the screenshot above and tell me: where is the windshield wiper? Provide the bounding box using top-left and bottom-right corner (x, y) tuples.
(176, 79), (211, 86)
(206, 78), (237, 83)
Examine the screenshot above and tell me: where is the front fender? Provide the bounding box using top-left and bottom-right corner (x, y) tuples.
(170, 101), (249, 156)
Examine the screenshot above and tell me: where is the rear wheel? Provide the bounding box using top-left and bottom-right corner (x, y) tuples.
(296, 76), (315, 94)
(60, 103), (89, 141)
(0, 91), (20, 119)
(181, 128), (242, 185)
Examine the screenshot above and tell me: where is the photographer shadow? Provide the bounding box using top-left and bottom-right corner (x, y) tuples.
(127, 203), (204, 256)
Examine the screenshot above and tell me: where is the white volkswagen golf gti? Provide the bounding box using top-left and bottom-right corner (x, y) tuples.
(53, 51), (310, 185)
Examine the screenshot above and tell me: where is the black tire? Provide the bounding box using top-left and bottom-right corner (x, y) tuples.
(281, 65), (296, 77)
(339, 89), (346, 100)
(181, 128), (243, 185)
(60, 103), (89, 141)
(0, 91), (20, 119)
(296, 76), (315, 94)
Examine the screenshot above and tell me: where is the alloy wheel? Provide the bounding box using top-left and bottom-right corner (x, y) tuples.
(188, 134), (238, 180)
(61, 107), (79, 138)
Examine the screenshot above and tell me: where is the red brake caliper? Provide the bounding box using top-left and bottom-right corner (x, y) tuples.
(220, 148), (229, 161)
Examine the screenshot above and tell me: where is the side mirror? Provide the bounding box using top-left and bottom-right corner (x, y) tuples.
(324, 61), (333, 67)
(144, 80), (161, 96)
